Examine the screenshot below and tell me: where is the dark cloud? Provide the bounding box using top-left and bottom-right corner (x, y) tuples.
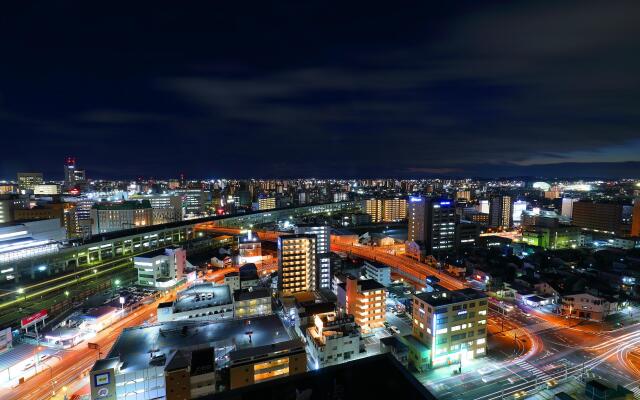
(0, 0), (638, 179)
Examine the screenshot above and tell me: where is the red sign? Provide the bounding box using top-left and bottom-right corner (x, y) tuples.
(21, 309), (47, 328)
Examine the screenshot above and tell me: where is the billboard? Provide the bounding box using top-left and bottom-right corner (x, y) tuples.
(20, 309), (47, 328)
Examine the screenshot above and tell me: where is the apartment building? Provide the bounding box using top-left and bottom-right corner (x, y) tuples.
(277, 234), (316, 295)
(337, 276), (386, 332)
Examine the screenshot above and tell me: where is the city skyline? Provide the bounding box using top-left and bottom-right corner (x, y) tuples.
(1, 0), (639, 179)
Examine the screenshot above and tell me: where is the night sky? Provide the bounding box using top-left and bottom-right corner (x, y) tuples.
(1, 0), (639, 180)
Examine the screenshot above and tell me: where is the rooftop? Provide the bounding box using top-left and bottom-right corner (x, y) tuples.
(174, 283), (233, 312)
(233, 287), (271, 302)
(93, 314), (292, 374)
(414, 288), (486, 307)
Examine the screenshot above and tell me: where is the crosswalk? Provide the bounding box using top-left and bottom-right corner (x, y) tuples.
(630, 386), (640, 399)
(514, 359), (551, 381)
(501, 321), (559, 337)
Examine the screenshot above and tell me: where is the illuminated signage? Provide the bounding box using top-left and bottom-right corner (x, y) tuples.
(457, 310), (467, 315)
(94, 372), (110, 387)
(21, 309), (47, 328)
(439, 201), (452, 206)
(410, 197), (423, 202)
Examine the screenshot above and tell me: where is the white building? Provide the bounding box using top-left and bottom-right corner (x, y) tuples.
(157, 283), (233, 322)
(306, 312), (362, 368)
(363, 260), (391, 286)
(560, 293), (618, 321)
(134, 246), (186, 288)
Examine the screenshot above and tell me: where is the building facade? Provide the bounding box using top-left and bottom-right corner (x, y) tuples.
(411, 288), (488, 369)
(408, 197), (456, 255)
(277, 234), (317, 295)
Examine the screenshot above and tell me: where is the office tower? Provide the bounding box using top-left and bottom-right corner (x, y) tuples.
(365, 197), (407, 222)
(408, 197), (456, 254)
(63, 157), (86, 188)
(175, 189), (207, 215)
(410, 288), (488, 370)
(258, 195), (276, 210)
(90, 200), (153, 234)
(633, 198), (640, 237)
(277, 234), (316, 295)
(572, 201), (623, 234)
(17, 172), (43, 192)
(295, 224), (331, 290)
(489, 195), (513, 229)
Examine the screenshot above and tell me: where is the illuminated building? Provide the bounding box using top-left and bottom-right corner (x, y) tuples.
(512, 200), (528, 223)
(130, 194), (183, 224)
(631, 198), (640, 237)
(410, 288), (488, 369)
(33, 184), (60, 195)
(0, 198), (16, 224)
(489, 195), (513, 229)
(561, 197), (579, 219)
(408, 197), (456, 254)
(237, 232), (262, 265)
(175, 189), (207, 215)
(365, 197), (407, 222)
(338, 275), (386, 332)
(572, 201), (623, 234)
(305, 311), (362, 368)
(17, 172), (43, 192)
(277, 234), (316, 295)
(455, 190), (471, 201)
(294, 224), (331, 290)
(0, 185), (15, 195)
(90, 315), (306, 399)
(0, 219), (63, 279)
(134, 246), (186, 288)
(63, 157), (86, 188)
(522, 225), (582, 249)
(90, 200), (153, 234)
(258, 195), (276, 210)
(233, 287), (272, 318)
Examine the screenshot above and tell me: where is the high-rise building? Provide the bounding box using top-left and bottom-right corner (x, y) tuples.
(489, 195), (513, 229)
(277, 234), (316, 295)
(33, 184), (60, 195)
(632, 198), (640, 237)
(17, 172), (43, 192)
(295, 224), (331, 290)
(572, 201), (623, 234)
(365, 198), (407, 222)
(408, 197), (456, 255)
(63, 157), (86, 189)
(410, 288), (488, 370)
